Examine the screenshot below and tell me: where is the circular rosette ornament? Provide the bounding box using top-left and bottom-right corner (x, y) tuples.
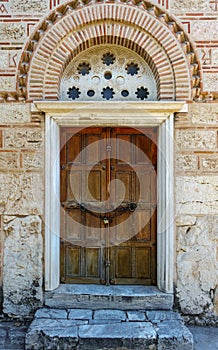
(67, 86), (81, 100)
(101, 86), (115, 100)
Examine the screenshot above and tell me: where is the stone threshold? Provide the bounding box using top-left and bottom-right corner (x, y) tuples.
(45, 284), (174, 310)
(25, 308), (193, 349)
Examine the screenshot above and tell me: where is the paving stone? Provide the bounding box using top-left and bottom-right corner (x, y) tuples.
(35, 308), (67, 319)
(0, 329), (7, 346)
(8, 329), (26, 346)
(68, 309), (92, 320)
(94, 309), (126, 321)
(156, 320), (193, 350)
(147, 311), (183, 322)
(127, 311), (147, 321)
(26, 319), (78, 350)
(27, 318), (79, 333)
(78, 322), (156, 349)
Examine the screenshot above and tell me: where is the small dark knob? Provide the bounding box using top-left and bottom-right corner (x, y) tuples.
(102, 166), (106, 170)
(110, 166), (114, 170)
(61, 164), (66, 170)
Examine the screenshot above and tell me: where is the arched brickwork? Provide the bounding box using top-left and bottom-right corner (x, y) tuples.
(17, 0), (201, 101)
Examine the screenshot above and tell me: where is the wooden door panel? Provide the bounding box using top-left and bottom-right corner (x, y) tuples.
(135, 247), (151, 278)
(65, 245), (80, 277)
(60, 128), (107, 283)
(65, 210), (83, 241)
(109, 128), (157, 285)
(136, 172), (151, 203)
(60, 127), (157, 285)
(115, 171), (132, 202)
(66, 134), (82, 163)
(85, 248), (100, 277)
(85, 170), (102, 202)
(67, 171), (82, 201)
(115, 247), (132, 278)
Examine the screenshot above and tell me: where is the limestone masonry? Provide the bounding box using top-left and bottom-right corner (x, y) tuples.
(0, 0), (217, 328)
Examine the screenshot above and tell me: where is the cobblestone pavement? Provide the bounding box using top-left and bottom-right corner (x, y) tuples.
(0, 318), (30, 350)
(0, 317), (217, 349)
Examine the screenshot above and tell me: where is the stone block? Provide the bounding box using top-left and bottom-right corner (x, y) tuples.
(0, 152), (19, 170)
(156, 320), (193, 350)
(68, 309), (93, 320)
(26, 319), (78, 350)
(0, 76), (16, 92)
(200, 155), (218, 172)
(176, 215), (196, 226)
(176, 216), (218, 315)
(94, 309), (126, 321)
(0, 103), (31, 124)
(171, 0), (208, 12)
(146, 311), (183, 322)
(8, 329), (26, 346)
(0, 329), (7, 346)
(35, 308), (67, 319)
(127, 311), (147, 321)
(188, 103), (218, 125)
(175, 154), (197, 172)
(0, 22), (26, 42)
(192, 21), (218, 41)
(11, 0), (48, 14)
(203, 73), (218, 92)
(0, 172), (43, 215)
(22, 152), (43, 169)
(78, 322), (156, 349)
(176, 176), (218, 215)
(45, 284), (173, 310)
(4, 128), (43, 149)
(175, 130), (217, 150)
(3, 216), (43, 316)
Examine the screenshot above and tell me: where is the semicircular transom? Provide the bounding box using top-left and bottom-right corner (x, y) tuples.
(18, 0), (201, 101)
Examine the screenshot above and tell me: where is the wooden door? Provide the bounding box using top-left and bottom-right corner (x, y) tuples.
(60, 127), (157, 285)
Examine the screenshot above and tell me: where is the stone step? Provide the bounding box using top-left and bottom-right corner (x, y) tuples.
(45, 284), (173, 310)
(25, 308), (193, 350)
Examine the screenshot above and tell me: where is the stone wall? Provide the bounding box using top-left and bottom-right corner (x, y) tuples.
(3, 216), (43, 316)
(0, 102), (44, 316)
(175, 102), (218, 325)
(0, 0), (217, 323)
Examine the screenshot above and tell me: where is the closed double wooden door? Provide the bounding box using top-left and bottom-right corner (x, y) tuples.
(60, 127), (157, 285)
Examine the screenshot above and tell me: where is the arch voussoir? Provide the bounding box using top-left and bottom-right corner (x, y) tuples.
(17, 1), (201, 102)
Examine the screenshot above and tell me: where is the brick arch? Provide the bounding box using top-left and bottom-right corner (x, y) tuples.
(36, 28), (175, 101)
(17, 0), (201, 101)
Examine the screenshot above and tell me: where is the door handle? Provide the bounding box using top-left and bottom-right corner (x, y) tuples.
(102, 165), (106, 170)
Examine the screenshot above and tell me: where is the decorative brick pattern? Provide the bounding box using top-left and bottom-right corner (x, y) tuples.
(15, 1), (201, 102)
